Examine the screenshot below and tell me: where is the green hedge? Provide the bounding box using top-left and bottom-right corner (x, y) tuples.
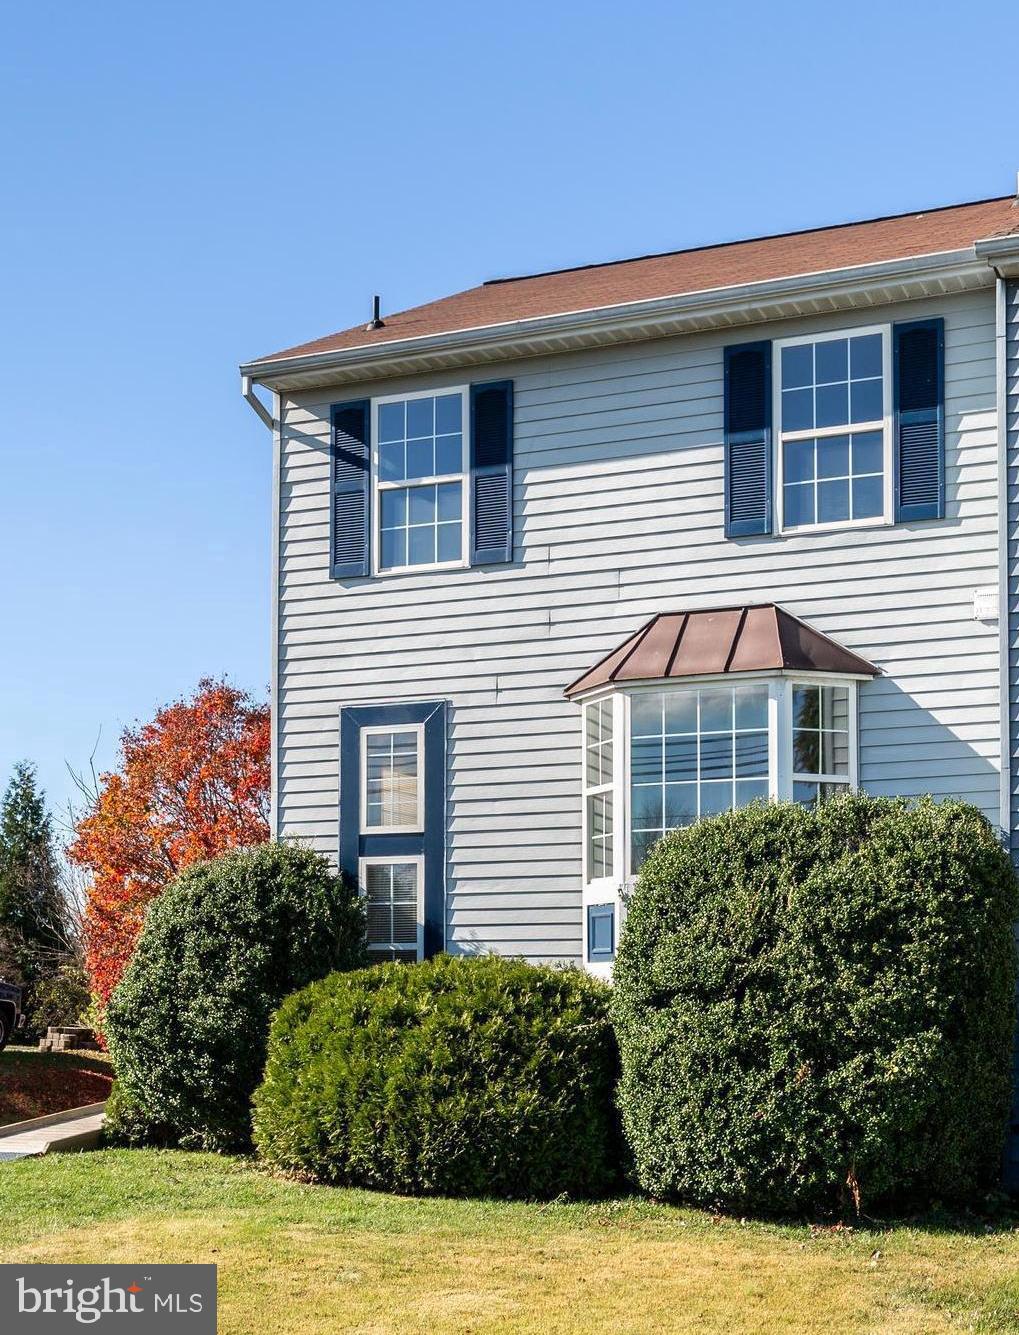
(611, 795), (1019, 1215)
(104, 842), (365, 1151)
(253, 954), (619, 1199)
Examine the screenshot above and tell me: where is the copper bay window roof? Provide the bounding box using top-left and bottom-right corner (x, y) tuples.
(564, 605), (879, 700)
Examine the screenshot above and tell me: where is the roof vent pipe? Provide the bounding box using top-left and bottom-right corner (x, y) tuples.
(365, 294), (384, 331)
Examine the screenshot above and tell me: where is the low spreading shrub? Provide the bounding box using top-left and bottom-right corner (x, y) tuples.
(253, 953), (619, 1199)
(104, 842), (364, 1150)
(611, 794), (1019, 1215)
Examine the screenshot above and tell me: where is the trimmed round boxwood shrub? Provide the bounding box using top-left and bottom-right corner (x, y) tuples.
(104, 842), (365, 1151)
(253, 954), (619, 1199)
(612, 794), (1019, 1216)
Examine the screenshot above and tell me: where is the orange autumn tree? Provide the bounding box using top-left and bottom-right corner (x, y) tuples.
(70, 679), (270, 1014)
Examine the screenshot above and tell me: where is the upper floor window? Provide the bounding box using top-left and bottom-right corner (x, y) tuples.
(373, 388), (468, 573)
(776, 327), (890, 533)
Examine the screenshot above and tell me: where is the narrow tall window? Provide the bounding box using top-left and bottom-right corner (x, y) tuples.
(791, 683), (851, 806)
(778, 330), (888, 531)
(360, 726), (424, 832)
(362, 859), (422, 961)
(584, 699), (614, 881)
(375, 390), (467, 571)
(629, 685), (770, 872)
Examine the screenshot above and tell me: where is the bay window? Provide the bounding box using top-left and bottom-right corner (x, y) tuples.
(581, 675), (859, 884)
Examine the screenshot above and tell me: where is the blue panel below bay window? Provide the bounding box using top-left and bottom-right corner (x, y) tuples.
(587, 903), (615, 963)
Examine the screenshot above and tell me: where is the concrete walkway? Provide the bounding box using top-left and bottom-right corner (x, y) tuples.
(0, 1102), (106, 1161)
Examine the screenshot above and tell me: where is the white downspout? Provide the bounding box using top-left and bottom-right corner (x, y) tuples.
(241, 374), (274, 430)
(240, 373), (282, 840)
(268, 389), (282, 841)
(994, 273), (1012, 847)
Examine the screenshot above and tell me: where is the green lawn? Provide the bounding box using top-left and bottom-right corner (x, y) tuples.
(3, 1151), (1019, 1333)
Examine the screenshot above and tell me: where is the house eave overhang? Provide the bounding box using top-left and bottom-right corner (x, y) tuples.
(241, 246), (992, 393)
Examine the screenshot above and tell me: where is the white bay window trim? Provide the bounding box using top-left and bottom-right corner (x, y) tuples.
(785, 676), (859, 804)
(581, 692), (627, 888)
(581, 691), (626, 977)
(773, 323), (893, 536)
(583, 695), (621, 881)
(371, 384), (470, 576)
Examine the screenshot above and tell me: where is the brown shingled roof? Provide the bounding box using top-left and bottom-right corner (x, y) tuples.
(252, 195), (1019, 366)
(564, 605), (879, 700)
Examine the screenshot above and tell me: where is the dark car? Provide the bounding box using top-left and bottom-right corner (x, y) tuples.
(0, 980), (24, 1051)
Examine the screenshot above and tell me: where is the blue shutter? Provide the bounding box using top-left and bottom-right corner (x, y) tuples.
(587, 904), (615, 963)
(894, 318), (945, 522)
(724, 341), (773, 537)
(470, 380), (513, 564)
(331, 399), (371, 577)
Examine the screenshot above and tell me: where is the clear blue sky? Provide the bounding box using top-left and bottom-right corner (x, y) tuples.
(1, 0), (1017, 832)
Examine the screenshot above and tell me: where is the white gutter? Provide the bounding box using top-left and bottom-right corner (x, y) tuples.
(241, 245), (991, 389)
(975, 234), (1019, 278)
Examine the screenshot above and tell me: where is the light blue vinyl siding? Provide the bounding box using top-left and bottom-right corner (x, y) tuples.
(276, 287), (1001, 963)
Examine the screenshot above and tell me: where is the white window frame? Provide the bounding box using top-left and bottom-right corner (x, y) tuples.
(785, 676), (859, 798)
(371, 385), (470, 576)
(359, 854), (424, 961)
(359, 722), (425, 835)
(582, 696), (617, 886)
(773, 324), (893, 536)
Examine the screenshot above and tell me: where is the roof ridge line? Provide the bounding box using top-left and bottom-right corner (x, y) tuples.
(483, 193), (1014, 288)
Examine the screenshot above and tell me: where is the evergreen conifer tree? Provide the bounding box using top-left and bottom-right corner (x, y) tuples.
(0, 762), (66, 983)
